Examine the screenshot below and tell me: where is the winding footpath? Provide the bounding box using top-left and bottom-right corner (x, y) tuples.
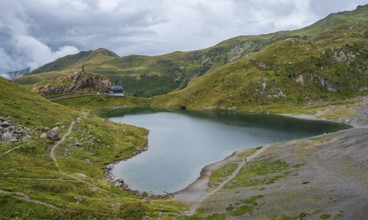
(0, 146), (22, 157)
(49, 121), (118, 196)
(185, 145), (270, 215)
(51, 121), (75, 169)
(0, 189), (63, 210)
(0, 122), (76, 211)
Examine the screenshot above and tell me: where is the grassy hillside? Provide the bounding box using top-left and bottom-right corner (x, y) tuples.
(153, 19), (368, 112)
(0, 77), (186, 219)
(16, 5), (368, 98)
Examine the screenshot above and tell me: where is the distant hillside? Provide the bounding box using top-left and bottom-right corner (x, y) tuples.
(15, 5), (368, 98)
(154, 17), (368, 111)
(0, 67), (30, 79)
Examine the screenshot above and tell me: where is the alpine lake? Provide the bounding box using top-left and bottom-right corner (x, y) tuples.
(99, 108), (349, 195)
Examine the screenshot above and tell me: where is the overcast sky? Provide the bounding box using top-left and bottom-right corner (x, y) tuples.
(1, 0), (368, 73)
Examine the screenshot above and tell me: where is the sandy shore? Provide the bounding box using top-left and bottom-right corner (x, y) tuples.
(173, 146), (269, 215)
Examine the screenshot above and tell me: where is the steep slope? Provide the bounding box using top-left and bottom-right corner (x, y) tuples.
(16, 5), (368, 98)
(154, 19), (368, 111)
(0, 77), (185, 219)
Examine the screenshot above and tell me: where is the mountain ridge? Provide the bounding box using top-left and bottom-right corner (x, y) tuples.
(16, 5), (368, 98)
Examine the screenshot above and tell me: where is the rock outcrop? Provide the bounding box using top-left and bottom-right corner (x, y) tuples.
(0, 117), (32, 142)
(46, 127), (61, 140)
(295, 73), (337, 93)
(32, 69), (111, 96)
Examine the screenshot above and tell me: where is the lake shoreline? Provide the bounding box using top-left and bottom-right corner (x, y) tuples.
(172, 111), (357, 205)
(104, 110), (351, 198)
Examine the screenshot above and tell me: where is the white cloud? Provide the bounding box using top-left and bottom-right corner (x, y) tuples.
(0, 1), (80, 72)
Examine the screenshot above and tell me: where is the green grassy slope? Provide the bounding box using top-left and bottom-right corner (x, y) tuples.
(0, 77), (185, 219)
(32, 48), (119, 74)
(154, 19), (368, 112)
(15, 49), (118, 85)
(17, 5), (368, 98)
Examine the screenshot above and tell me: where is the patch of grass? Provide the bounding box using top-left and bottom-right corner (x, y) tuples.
(231, 205), (253, 216)
(222, 195), (265, 217)
(120, 202), (147, 220)
(226, 204), (234, 212)
(320, 213), (332, 219)
(292, 163), (304, 168)
(240, 195), (264, 205)
(225, 158), (289, 188)
(237, 148), (258, 159)
(208, 163), (238, 188)
(182, 213), (227, 220)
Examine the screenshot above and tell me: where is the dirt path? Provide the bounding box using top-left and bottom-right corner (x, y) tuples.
(50, 121), (75, 169)
(48, 93), (97, 101)
(0, 146), (22, 157)
(48, 121), (118, 196)
(0, 189), (63, 210)
(176, 145), (270, 215)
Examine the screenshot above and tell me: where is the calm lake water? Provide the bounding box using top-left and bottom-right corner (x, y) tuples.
(105, 109), (348, 195)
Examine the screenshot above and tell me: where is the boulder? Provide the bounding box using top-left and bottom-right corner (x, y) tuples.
(22, 135), (32, 141)
(2, 132), (17, 142)
(47, 127), (61, 140)
(0, 119), (32, 142)
(141, 198), (150, 204)
(1, 121), (10, 128)
(37, 126), (49, 132)
(40, 133), (47, 139)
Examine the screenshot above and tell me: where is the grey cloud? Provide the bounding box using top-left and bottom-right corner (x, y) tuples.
(1, 0), (368, 74)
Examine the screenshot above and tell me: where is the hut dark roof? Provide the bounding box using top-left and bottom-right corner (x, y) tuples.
(110, 86), (123, 93)
(110, 86), (123, 90)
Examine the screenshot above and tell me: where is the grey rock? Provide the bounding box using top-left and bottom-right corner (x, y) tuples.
(40, 133), (47, 139)
(141, 198), (150, 204)
(22, 135), (32, 141)
(2, 121), (10, 128)
(37, 126), (49, 132)
(0, 117), (5, 121)
(2, 132), (17, 142)
(47, 127), (61, 140)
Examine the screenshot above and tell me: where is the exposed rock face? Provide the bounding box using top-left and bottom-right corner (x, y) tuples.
(32, 70), (111, 96)
(0, 117), (32, 142)
(46, 127), (61, 140)
(295, 73), (337, 93)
